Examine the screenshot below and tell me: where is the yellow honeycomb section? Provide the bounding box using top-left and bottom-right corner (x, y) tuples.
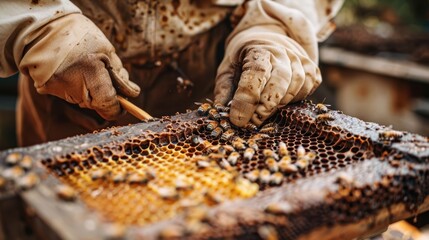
(57, 140), (258, 226)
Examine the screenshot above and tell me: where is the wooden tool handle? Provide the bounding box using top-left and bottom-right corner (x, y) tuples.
(117, 96), (153, 121)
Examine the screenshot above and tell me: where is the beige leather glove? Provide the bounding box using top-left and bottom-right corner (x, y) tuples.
(18, 14), (140, 121)
(215, 25), (321, 127)
(215, 0), (343, 127)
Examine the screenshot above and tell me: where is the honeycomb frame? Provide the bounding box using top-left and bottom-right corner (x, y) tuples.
(0, 101), (428, 240)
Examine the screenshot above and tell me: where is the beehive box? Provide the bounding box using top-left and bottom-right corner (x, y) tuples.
(0, 101), (428, 240)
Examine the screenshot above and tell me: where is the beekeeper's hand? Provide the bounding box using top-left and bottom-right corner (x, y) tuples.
(214, 0), (344, 127)
(19, 14), (140, 120)
(215, 25), (321, 127)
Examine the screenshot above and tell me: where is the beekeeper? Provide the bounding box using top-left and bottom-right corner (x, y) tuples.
(0, 0), (343, 146)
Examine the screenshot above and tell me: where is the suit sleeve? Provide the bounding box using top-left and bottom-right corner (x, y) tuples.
(0, 0), (81, 77)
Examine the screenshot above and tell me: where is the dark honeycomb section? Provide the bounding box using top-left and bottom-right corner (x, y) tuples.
(2, 101), (428, 240)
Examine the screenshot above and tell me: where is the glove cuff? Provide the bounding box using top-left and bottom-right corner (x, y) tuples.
(227, 1), (318, 61)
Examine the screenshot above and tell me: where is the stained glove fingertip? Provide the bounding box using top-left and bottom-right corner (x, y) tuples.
(229, 99), (257, 127)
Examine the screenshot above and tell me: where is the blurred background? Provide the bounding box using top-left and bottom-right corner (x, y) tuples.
(0, 0), (428, 151)
(313, 2), (429, 237)
(0, 74), (18, 150)
(312, 0), (429, 137)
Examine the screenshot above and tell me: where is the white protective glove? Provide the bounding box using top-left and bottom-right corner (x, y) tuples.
(18, 13), (140, 121)
(215, 0), (343, 127)
(0, 1), (140, 121)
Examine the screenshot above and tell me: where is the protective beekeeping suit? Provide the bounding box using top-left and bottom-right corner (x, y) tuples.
(0, 0), (343, 146)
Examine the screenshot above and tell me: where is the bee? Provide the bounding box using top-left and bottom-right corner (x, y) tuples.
(5, 152), (22, 165)
(55, 184), (77, 201)
(301, 152), (316, 163)
(247, 139), (259, 151)
(19, 156), (33, 170)
(297, 145), (306, 158)
(227, 152), (240, 166)
(196, 102), (212, 116)
(244, 123), (258, 132)
(210, 127), (223, 139)
(175, 177), (194, 191)
(257, 225), (279, 240)
(270, 172), (284, 186)
(111, 172), (127, 183)
(222, 145), (236, 153)
(278, 161), (298, 174)
(259, 123), (278, 134)
(263, 149), (279, 160)
(17, 172), (39, 190)
(316, 113), (335, 124)
(223, 105), (231, 113)
(191, 135), (204, 145)
(219, 146), (229, 156)
(221, 129), (236, 142)
(208, 108), (221, 121)
(219, 119), (231, 130)
(157, 187), (179, 200)
(379, 130), (403, 141)
(266, 157), (279, 172)
(90, 169), (109, 180)
(265, 202), (293, 215)
(231, 137), (246, 150)
(208, 153), (225, 161)
(207, 145), (223, 154)
(206, 120), (219, 131)
(243, 148), (255, 160)
(159, 225), (184, 239)
(259, 169), (271, 184)
(214, 103), (228, 112)
(250, 133), (270, 141)
(279, 155), (292, 164)
(127, 172), (150, 184)
(315, 103), (331, 114)
(278, 141), (289, 157)
(205, 191), (224, 204)
(196, 160), (211, 169)
(2, 166), (25, 180)
(245, 170), (260, 182)
(219, 111), (230, 119)
(296, 159), (310, 170)
(213, 103), (223, 111)
(218, 158), (233, 171)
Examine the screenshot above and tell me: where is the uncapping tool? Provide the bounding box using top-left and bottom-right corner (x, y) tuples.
(117, 96), (153, 121)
